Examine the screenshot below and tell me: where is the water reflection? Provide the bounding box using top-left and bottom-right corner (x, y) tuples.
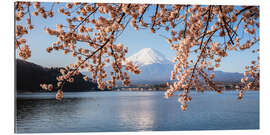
(117, 94), (155, 131)
(16, 97), (96, 133)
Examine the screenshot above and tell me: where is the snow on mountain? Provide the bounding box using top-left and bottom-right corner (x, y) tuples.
(123, 48), (174, 83)
(125, 48), (172, 66)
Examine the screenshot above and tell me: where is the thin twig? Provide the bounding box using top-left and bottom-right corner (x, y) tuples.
(151, 5), (159, 29)
(183, 5), (189, 38)
(199, 6), (212, 49)
(72, 7), (99, 32)
(186, 28), (217, 93)
(235, 6), (253, 16)
(138, 4), (150, 22)
(219, 6), (234, 45)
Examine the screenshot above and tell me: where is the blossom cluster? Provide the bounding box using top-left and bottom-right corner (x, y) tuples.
(40, 84), (53, 91)
(15, 2), (55, 60)
(237, 53), (259, 100)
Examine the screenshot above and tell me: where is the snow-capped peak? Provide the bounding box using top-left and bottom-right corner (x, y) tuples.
(125, 48), (171, 66)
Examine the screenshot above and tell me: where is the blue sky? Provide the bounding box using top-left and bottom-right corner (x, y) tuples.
(16, 3), (259, 73)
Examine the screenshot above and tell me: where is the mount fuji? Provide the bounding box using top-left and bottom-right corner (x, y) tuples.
(125, 48), (172, 66)
(124, 48), (174, 83)
(83, 48), (243, 84)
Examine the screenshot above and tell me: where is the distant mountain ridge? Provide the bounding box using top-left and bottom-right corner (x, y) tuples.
(83, 48), (243, 84)
(212, 70), (243, 82)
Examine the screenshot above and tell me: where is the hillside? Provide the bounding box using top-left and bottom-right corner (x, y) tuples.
(16, 59), (98, 92)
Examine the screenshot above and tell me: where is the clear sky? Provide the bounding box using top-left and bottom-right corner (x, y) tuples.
(16, 2), (259, 73)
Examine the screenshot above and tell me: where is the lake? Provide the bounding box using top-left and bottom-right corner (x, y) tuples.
(15, 91), (259, 133)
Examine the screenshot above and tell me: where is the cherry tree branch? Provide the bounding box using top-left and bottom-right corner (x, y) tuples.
(199, 6), (212, 49)
(72, 7), (99, 32)
(138, 4), (150, 22)
(186, 29), (217, 93)
(151, 5), (159, 29)
(219, 6), (234, 45)
(58, 5), (129, 91)
(235, 6), (253, 16)
(183, 5), (189, 38)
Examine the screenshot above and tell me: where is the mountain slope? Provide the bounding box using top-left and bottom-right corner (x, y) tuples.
(125, 48), (172, 66)
(123, 48), (173, 83)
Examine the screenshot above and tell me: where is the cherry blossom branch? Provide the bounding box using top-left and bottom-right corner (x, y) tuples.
(235, 6), (253, 16)
(62, 48), (89, 57)
(58, 6), (129, 91)
(186, 29), (217, 93)
(219, 6), (234, 45)
(109, 46), (122, 73)
(151, 5), (159, 30)
(138, 4), (150, 22)
(183, 5), (189, 38)
(198, 69), (221, 93)
(199, 6), (212, 49)
(72, 7), (99, 32)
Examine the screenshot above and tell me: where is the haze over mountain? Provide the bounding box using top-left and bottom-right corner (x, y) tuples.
(83, 48), (243, 84)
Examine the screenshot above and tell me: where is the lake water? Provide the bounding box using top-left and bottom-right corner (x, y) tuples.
(15, 91), (259, 133)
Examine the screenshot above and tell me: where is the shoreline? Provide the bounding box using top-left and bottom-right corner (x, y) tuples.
(16, 89), (259, 94)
